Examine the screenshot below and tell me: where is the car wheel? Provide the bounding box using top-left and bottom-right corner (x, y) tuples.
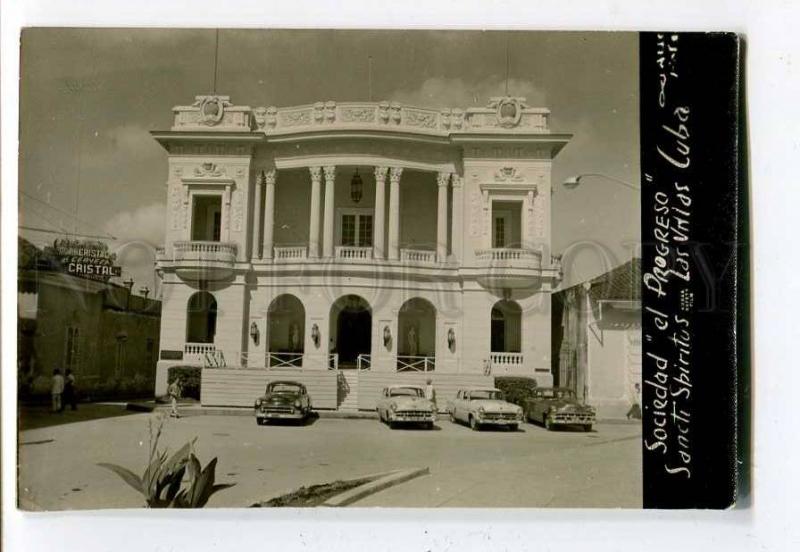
(256, 418), (265, 426)
(544, 415), (554, 431)
(388, 421), (397, 430)
(469, 416), (480, 431)
(424, 422), (434, 430)
(508, 424), (518, 432)
(583, 424), (593, 432)
(449, 411), (456, 423)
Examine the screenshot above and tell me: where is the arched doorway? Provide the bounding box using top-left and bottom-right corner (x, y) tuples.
(490, 300), (521, 353)
(398, 298), (437, 371)
(186, 292), (217, 343)
(267, 294), (305, 367)
(330, 295), (371, 367)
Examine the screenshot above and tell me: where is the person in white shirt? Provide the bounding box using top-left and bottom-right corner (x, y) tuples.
(51, 368), (65, 413)
(424, 378), (437, 412)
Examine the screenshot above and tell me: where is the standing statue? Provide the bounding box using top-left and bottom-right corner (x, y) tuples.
(289, 323), (301, 352)
(407, 326), (418, 357)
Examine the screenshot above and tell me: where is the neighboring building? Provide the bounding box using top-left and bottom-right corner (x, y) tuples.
(153, 94), (571, 410)
(18, 238), (161, 400)
(552, 258), (642, 418)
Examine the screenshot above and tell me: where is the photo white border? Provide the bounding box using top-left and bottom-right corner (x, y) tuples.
(2, 1), (795, 550)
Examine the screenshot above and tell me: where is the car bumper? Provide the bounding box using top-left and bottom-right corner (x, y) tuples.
(387, 412), (437, 423)
(255, 409), (306, 420)
(476, 416), (522, 426)
(549, 414), (595, 425)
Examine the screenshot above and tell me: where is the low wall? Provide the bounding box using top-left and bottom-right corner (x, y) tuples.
(201, 368), (339, 409)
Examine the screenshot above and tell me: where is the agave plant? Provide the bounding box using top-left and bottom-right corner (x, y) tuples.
(98, 414), (234, 508)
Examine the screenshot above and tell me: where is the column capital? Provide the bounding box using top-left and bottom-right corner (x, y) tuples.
(437, 171), (452, 187)
(309, 166), (321, 183)
(323, 165), (336, 182)
(389, 167), (403, 184)
(374, 166), (388, 181)
(264, 168), (276, 186)
(451, 174), (464, 188)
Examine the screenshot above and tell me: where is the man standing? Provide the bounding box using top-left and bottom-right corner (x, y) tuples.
(424, 378), (437, 413)
(51, 368), (65, 413)
(63, 369), (78, 411)
(168, 377), (182, 418)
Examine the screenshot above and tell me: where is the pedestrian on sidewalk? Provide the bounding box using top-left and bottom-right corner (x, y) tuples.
(626, 382), (642, 420)
(51, 368), (64, 413)
(424, 378), (437, 412)
(168, 377), (182, 418)
(63, 369), (78, 411)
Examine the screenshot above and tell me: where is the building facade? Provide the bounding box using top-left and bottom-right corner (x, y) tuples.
(552, 258), (642, 418)
(153, 94), (571, 409)
(18, 239), (161, 400)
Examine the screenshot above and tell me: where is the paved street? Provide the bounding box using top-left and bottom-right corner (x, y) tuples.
(18, 412), (641, 510)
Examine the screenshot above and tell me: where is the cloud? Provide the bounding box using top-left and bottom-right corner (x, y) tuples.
(104, 203), (166, 246)
(390, 76), (547, 110)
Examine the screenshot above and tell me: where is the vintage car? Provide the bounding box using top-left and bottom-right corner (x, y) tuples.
(376, 385), (437, 429)
(523, 387), (596, 431)
(254, 380), (312, 424)
(448, 387), (523, 431)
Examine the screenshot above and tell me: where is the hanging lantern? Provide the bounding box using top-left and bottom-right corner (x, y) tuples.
(350, 169), (363, 203)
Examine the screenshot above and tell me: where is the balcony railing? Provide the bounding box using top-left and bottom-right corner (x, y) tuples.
(267, 352), (304, 368)
(400, 248), (437, 264)
(475, 248), (540, 263)
(174, 241), (237, 260)
(273, 246), (308, 262)
(357, 354), (372, 371)
(397, 355), (436, 372)
(489, 352), (524, 369)
(335, 246), (373, 261)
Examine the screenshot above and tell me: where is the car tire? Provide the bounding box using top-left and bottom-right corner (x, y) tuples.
(469, 416), (480, 431)
(256, 418), (265, 426)
(424, 422), (434, 430)
(583, 424), (593, 432)
(388, 421), (397, 430)
(508, 424), (518, 432)
(449, 411), (457, 424)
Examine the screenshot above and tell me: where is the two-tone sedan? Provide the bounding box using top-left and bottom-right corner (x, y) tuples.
(524, 387), (596, 431)
(376, 385), (437, 429)
(448, 387), (523, 431)
(254, 380), (312, 425)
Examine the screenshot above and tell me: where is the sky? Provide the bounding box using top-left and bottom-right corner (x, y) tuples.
(18, 29), (640, 295)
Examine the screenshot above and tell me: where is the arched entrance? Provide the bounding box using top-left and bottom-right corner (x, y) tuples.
(267, 294), (305, 367)
(490, 300), (521, 353)
(330, 295), (371, 367)
(398, 297), (437, 371)
(186, 292), (217, 343)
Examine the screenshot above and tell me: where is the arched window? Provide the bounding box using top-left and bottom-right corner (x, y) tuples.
(186, 292), (217, 343)
(268, 294), (306, 354)
(398, 298), (437, 358)
(490, 300), (521, 353)
(329, 295), (372, 367)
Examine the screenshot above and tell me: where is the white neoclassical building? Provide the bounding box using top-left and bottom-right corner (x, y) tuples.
(153, 94), (571, 410)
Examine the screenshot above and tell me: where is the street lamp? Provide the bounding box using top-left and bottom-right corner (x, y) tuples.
(562, 173), (640, 191)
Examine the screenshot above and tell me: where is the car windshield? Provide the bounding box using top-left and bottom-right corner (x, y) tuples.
(470, 390), (503, 400)
(389, 387), (423, 398)
(269, 383), (302, 394)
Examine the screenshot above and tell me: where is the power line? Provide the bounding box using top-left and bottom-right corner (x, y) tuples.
(20, 191), (116, 239)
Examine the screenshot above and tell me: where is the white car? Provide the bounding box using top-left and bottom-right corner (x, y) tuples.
(448, 387), (523, 431)
(376, 385), (437, 429)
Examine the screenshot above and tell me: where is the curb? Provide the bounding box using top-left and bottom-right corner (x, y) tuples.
(322, 467), (430, 507)
(132, 404), (380, 420)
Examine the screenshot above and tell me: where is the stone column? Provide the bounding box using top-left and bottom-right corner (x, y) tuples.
(451, 174), (464, 263)
(373, 166), (388, 259)
(252, 171), (264, 259)
(308, 166), (322, 258)
(262, 169), (276, 259)
(388, 167), (403, 261)
(322, 166), (336, 258)
(436, 171), (450, 263)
